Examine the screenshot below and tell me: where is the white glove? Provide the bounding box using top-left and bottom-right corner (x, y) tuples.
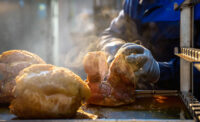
(102, 38), (125, 63)
(119, 43), (160, 87)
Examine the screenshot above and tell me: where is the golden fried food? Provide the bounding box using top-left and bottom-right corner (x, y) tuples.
(83, 51), (135, 106)
(83, 52), (108, 83)
(9, 64), (91, 119)
(0, 50), (46, 103)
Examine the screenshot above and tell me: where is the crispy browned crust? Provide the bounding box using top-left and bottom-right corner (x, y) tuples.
(0, 50), (46, 103)
(9, 64), (91, 119)
(0, 50), (45, 64)
(84, 51), (135, 106)
(83, 51), (108, 82)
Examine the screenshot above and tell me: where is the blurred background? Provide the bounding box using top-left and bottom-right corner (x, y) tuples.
(0, 0), (123, 79)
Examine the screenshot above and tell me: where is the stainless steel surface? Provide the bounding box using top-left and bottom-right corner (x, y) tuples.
(180, 59), (193, 93)
(180, 0), (194, 93)
(180, 92), (200, 122)
(177, 48), (200, 62)
(0, 120), (195, 122)
(192, 107), (200, 111)
(0, 91), (194, 122)
(50, 0), (59, 65)
(135, 90), (178, 94)
(195, 111), (200, 115)
(189, 104), (200, 107)
(175, 54), (199, 62)
(178, 4), (200, 121)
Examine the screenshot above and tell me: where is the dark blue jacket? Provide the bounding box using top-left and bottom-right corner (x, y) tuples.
(99, 0), (200, 97)
(123, 0), (200, 98)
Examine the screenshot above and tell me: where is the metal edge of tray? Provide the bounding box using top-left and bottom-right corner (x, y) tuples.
(180, 91), (200, 122)
(175, 47), (200, 63)
(175, 54), (200, 63)
(135, 90), (198, 121)
(135, 90), (178, 94)
(0, 119), (195, 122)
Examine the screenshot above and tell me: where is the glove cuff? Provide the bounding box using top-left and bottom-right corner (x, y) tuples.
(153, 61), (160, 83)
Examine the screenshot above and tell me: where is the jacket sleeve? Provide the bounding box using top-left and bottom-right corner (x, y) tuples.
(99, 10), (142, 56)
(99, 10), (180, 90)
(156, 58), (180, 90)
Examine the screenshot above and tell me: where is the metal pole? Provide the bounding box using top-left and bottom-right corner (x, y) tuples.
(180, 3), (194, 93)
(51, 0), (59, 66)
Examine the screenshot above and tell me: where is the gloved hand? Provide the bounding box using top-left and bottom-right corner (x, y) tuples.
(118, 43), (160, 87)
(102, 38), (125, 63)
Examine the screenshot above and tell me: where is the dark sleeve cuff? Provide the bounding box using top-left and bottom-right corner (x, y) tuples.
(156, 58), (180, 90)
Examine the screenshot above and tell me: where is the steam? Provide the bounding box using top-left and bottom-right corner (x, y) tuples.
(61, 3), (121, 79)
(0, 0), (122, 79)
(0, 0), (49, 64)
(63, 11), (99, 67)
(62, 10), (99, 79)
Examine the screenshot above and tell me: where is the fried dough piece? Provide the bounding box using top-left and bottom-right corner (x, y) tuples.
(83, 51), (135, 106)
(9, 64), (91, 119)
(0, 50), (46, 103)
(83, 52), (108, 83)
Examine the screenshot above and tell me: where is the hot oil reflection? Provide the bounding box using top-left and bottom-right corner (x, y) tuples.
(82, 95), (192, 119)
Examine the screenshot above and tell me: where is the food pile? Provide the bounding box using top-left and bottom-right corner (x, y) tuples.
(0, 50), (46, 103)
(83, 51), (136, 106)
(0, 50), (91, 119)
(0, 49), (136, 119)
(9, 64), (90, 119)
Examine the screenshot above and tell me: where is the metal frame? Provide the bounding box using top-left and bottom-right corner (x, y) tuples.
(0, 118), (193, 121)
(50, 0), (59, 65)
(174, 0), (200, 121)
(176, 48), (200, 62)
(179, 0), (194, 93)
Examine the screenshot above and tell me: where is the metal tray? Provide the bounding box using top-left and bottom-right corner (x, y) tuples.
(0, 90), (195, 122)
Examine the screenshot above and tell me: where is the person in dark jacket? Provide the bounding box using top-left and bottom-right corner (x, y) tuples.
(99, 0), (200, 92)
